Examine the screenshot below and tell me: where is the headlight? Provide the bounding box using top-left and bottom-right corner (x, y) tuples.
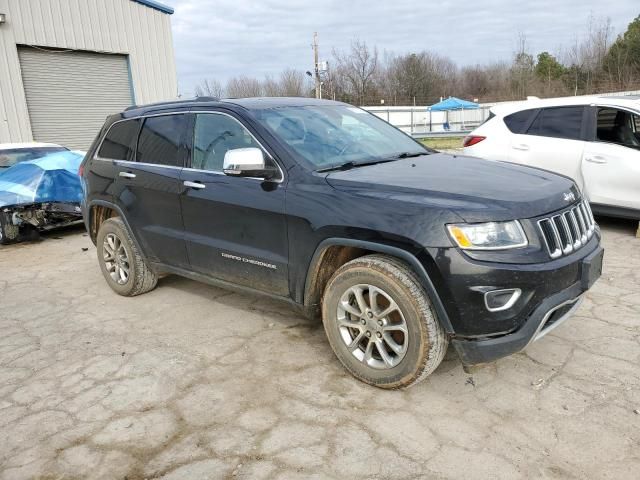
(447, 221), (528, 250)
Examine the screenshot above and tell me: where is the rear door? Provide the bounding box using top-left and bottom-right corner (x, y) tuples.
(179, 111), (289, 296)
(508, 106), (587, 184)
(582, 106), (640, 210)
(111, 113), (190, 268)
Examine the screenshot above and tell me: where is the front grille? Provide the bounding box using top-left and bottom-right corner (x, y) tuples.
(538, 200), (596, 258)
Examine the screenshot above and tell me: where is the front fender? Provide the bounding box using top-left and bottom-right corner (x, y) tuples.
(302, 238), (454, 334)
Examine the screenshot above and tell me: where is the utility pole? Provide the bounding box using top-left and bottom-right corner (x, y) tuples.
(312, 32), (321, 99)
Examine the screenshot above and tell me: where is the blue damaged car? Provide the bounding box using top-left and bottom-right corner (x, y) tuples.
(0, 150), (84, 244)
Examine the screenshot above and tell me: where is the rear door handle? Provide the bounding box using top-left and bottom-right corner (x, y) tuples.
(512, 144), (529, 151)
(183, 180), (206, 189)
(118, 171), (136, 179)
(585, 156), (607, 164)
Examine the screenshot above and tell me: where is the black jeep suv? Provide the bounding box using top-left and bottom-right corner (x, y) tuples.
(81, 97), (603, 389)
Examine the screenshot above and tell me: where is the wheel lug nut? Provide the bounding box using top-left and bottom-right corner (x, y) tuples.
(366, 331), (371, 337)
(377, 320), (383, 326)
(367, 312), (373, 318)
(376, 332), (382, 338)
(361, 319), (366, 325)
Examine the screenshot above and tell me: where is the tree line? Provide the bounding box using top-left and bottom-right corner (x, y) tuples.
(195, 14), (640, 106)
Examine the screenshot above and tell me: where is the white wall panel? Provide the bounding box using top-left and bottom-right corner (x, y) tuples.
(0, 0), (177, 143)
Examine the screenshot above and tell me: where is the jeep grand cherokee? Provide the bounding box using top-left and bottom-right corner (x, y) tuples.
(80, 97), (603, 389)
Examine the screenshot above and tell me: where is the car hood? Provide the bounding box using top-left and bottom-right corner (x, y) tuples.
(324, 153), (579, 222)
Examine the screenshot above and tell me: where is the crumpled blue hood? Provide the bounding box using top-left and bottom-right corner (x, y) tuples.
(0, 151), (83, 208)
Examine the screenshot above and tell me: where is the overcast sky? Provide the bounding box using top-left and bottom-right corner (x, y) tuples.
(165, 0), (639, 96)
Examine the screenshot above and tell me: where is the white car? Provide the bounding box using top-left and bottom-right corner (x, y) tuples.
(463, 95), (640, 219)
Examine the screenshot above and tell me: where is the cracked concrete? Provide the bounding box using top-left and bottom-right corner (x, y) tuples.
(0, 218), (638, 480)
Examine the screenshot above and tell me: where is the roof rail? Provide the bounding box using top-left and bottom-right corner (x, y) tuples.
(124, 96), (221, 112)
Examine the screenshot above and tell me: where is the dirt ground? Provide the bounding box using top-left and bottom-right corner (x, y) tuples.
(0, 218), (638, 480)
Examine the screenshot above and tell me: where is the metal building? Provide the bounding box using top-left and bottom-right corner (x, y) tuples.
(0, 0), (178, 149)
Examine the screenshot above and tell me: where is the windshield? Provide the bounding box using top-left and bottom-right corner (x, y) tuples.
(252, 105), (429, 169)
(0, 147), (68, 169)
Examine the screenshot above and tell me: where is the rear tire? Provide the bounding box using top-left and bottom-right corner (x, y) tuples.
(96, 217), (158, 296)
(321, 254), (447, 389)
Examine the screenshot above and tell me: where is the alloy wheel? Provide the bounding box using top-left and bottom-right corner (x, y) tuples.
(336, 284), (409, 369)
(102, 233), (130, 285)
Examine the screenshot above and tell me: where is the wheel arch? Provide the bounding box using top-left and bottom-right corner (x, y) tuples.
(303, 238), (454, 334)
(87, 201), (147, 262)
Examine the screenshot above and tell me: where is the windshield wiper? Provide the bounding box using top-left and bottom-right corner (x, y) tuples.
(394, 151), (427, 159)
(316, 151), (427, 173)
(316, 159), (394, 173)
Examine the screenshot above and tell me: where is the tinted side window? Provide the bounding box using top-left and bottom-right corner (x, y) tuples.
(503, 109), (536, 133)
(98, 119), (140, 160)
(192, 113), (262, 171)
(527, 107), (584, 140)
(137, 114), (187, 166)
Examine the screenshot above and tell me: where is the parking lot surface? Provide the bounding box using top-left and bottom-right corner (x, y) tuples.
(0, 219), (639, 480)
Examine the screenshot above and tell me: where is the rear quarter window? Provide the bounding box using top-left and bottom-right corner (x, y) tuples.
(97, 119), (140, 161)
(503, 109), (537, 133)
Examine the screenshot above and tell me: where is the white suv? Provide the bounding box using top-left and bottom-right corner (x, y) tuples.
(463, 95), (640, 219)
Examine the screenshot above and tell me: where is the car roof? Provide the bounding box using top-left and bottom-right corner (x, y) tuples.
(221, 97), (347, 109)
(123, 96), (349, 117)
(0, 142), (65, 150)
(490, 95), (640, 116)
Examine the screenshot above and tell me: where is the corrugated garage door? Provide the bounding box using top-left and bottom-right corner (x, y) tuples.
(17, 47), (133, 150)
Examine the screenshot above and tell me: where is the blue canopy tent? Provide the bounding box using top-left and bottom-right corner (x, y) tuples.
(429, 97), (480, 111)
(428, 97), (480, 131)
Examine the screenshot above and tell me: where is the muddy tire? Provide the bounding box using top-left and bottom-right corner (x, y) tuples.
(96, 217), (158, 296)
(0, 212), (19, 245)
(321, 254), (447, 389)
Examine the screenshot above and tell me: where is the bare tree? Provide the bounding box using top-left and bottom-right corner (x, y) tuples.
(561, 15), (614, 94)
(279, 68), (306, 96)
(333, 40), (379, 105)
(582, 14), (613, 91)
(194, 78), (224, 98)
(381, 51), (456, 105)
(262, 75), (282, 96)
(226, 76), (263, 98)
(511, 33), (535, 98)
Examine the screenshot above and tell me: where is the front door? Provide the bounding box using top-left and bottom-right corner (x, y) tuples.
(179, 111), (289, 296)
(582, 106), (640, 210)
(112, 113), (190, 268)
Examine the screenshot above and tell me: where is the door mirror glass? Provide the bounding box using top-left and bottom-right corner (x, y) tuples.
(223, 148), (276, 179)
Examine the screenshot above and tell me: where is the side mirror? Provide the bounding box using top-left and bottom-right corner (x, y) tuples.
(223, 148), (277, 179)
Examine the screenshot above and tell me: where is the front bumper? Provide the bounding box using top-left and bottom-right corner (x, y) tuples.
(448, 244), (604, 365)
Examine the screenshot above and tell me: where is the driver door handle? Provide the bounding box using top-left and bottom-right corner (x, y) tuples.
(118, 171), (136, 179)
(585, 155), (607, 164)
(183, 180), (206, 189)
(512, 143), (529, 151)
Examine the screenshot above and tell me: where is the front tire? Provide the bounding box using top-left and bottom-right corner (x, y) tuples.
(96, 217), (158, 296)
(0, 212), (19, 245)
(322, 254), (447, 389)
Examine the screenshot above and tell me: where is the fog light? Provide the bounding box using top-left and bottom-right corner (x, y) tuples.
(484, 288), (521, 312)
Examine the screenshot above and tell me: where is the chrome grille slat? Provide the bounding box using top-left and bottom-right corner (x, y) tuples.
(537, 200), (596, 258)
(574, 207), (588, 243)
(568, 210), (582, 248)
(558, 214), (574, 254)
